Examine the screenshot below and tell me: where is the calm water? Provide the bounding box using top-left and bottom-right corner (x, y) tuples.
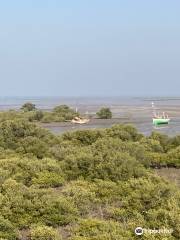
(43, 118), (180, 136)
(1, 96), (180, 110)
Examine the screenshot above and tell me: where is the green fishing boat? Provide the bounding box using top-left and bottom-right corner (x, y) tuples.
(153, 117), (170, 125)
(152, 102), (170, 126)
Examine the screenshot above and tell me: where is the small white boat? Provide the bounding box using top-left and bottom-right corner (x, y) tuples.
(71, 117), (90, 124)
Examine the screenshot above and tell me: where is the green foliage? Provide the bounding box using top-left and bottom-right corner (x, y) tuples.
(41, 105), (78, 123)
(0, 157), (64, 187)
(96, 107), (112, 119)
(53, 105), (78, 121)
(150, 132), (169, 151)
(62, 129), (105, 145)
(0, 120), (179, 239)
(53, 105), (71, 113)
(105, 124), (143, 141)
(17, 136), (48, 158)
(165, 146), (180, 167)
(0, 119), (57, 158)
(71, 219), (131, 240)
(30, 225), (61, 240)
(32, 171), (65, 188)
(0, 216), (18, 240)
(0, 179), (78, 228)
(21, 103), (36, 112)
(0, 104), (80, 124)
(63, 150), (145, 181)
(33, 110), (44, 121)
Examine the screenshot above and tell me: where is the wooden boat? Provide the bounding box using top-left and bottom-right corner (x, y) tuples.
(71, 117), (90, 124)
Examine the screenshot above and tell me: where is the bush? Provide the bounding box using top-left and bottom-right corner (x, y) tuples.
(41, 105), (78, 123)
(0, 121), (179, 239)
(0, 216), (18, 240)
(96, 107), (112, 119)
(165, 146), (180, 167)
(17, 136), (49, 158)
(21, 102), (36, 112)
(62, 148), (146, 181)
(33, 110), (44, 121)
(0, 119), (56, 157)
(150, 132), (169, 151)
(30, 225), (61, 240)
(32, 171), (65, 188)
(62, 129), (105, 145)
(53, 105), (78, 121)
(42, 113), (56, 123)
(106, 124), (142, 141)
(71, 219), (131, 240)
(53, 105), (71, 113)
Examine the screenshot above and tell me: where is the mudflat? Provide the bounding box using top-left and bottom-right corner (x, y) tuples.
(155, 168), (180, 187)
(41, 103), (180, 136)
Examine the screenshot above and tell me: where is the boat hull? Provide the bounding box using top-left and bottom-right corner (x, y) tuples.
(153, 118), (170, 125)
(71, 119), (90, 124)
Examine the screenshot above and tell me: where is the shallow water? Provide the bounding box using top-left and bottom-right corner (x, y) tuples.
(43, 118), (180, 136)
(0, 96), (180, 110)
(1, 96), (180, 136)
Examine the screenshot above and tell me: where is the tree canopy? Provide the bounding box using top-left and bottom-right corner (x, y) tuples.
(0, 119), (179, 239)
(96, 107), (112, 119)
(21, 102), (36, 112)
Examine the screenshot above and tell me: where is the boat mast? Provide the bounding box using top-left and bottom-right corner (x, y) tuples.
(152, 102), (157, 118)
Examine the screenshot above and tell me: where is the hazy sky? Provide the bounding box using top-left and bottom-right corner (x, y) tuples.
(0, 0), (180, 97)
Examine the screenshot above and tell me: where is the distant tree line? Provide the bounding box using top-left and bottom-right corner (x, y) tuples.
(0, 103), (113, 123)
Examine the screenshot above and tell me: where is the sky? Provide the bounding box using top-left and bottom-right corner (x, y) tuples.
(0, 0), (180, 97)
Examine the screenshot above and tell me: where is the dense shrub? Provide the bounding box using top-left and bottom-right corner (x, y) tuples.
(0, 120), (58, 158)
(62, 129), (105, 145)
(71, 219), (131, 240)
(105, 124), (143, 141)
(0, 120), (179, 239)
(32, 171), (65, 188)
(96, 107), (112, 119)
(0, 216), (18, 240)
(30, 225), (61, 240)
(41, 105), (78, 123)
(21, 103), (36, 112)
(0, 104), (80, 124)
(33, 110), (44, 121)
